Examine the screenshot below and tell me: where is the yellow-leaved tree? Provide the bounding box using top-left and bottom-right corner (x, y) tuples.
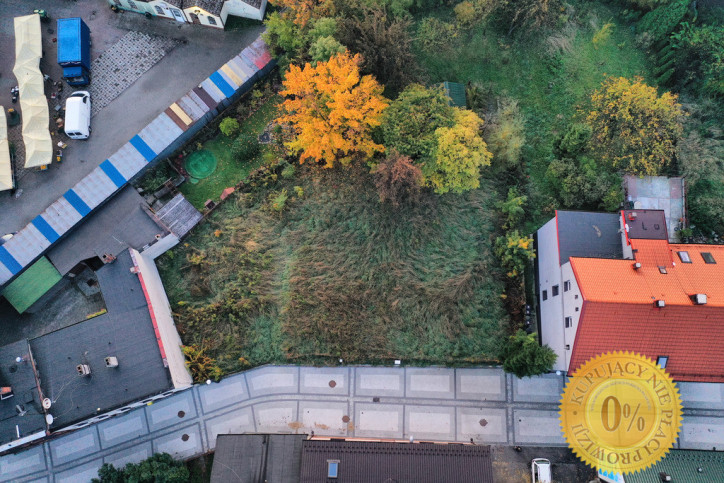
(425, 109), (492, 194)
(277, 52), (389, 168)
(268, 0), (335, 27)
(587, 76), (684, 176)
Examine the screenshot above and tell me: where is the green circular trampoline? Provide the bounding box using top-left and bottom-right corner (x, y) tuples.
(185, 150), (217, 181)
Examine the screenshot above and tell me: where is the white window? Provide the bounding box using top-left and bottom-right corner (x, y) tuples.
(552, 285), (559, 296)
(564, 316), (572, 328)
(563, 280), (571, 292)
(657, 356), (668, 368)
(565, 344), (570, 350)
(542, 290), (548, 301)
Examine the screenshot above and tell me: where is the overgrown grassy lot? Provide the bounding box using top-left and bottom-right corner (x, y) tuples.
(158, 165), (507, 372)
(155, 1), (672, 374)
(415, 1), (651, 227)
(180, 98), (280, 209)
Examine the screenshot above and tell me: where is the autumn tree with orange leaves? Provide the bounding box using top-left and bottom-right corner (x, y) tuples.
(277, 52), (388, 168)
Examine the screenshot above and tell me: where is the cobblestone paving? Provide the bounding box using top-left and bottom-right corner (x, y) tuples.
(57, 31), (181, 117)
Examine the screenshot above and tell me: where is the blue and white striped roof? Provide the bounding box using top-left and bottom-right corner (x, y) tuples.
(0, 37), (273, 287)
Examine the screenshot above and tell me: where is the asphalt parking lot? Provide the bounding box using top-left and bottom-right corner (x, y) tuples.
(0, 0), (262, 235)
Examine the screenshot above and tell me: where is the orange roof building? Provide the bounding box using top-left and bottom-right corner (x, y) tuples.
(535, 209), (724, 382)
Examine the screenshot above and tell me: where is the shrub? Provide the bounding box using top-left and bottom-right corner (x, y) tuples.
(416, 17), (458, 52)
(93, 453), (190, 483)
(372, 150), (423, 207)
(545, 156), (622, 211)
(499, 330), (557, 378)
(281, 164), (296, 179)
(269, 189), (289, 212)
(497, 187), (527, 230)
(592, 22), (615, 49)
(308, 35), (346, 63)
(219, 117), (240, 137)
(494, 230), (535, 278)
(454, 1), (477, 27)
(553, 122), (591, 158)
(485, 99), (526, 171)
(294, 185), (304, 198)
(182, 345), (223, 383)
(232, 133), (261, 161)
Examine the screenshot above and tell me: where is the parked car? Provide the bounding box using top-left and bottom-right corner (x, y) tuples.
(532, 458), (552, 483)
(64, 91), (91, 139)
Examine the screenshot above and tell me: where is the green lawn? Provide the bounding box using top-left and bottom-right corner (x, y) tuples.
(180, 97), (280, 209)
(158, 165), (508, 373)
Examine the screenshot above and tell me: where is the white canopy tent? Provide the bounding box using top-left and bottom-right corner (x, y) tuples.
(13, 14), (52, 169)
(0, 109), (12, 191)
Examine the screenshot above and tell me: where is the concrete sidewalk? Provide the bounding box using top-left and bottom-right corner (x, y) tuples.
(1, 366), (723, 482)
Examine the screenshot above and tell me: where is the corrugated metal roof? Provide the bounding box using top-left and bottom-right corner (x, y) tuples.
(624, 450), (724, 483)
(443, 81), (467, 108)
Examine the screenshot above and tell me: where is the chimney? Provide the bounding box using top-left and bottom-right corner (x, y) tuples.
(654, 300), (665, 308)
(105, 356), (119, 368)
(633, 262), (641, 270)
(76, 364), (91, 376)
(691, 294), (707, 305)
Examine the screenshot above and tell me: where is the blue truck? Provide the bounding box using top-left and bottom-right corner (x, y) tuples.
(57, 18), (91, 86)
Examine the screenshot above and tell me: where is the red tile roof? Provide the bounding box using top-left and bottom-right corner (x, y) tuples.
(570, 302), (724, 382)
(569, 243), (724, 382)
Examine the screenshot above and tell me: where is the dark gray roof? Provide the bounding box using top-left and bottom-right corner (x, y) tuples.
(47, 186), (167, 276)
(556, 210), (623, 264)
(0, 340), (46, 446)
(29, 251), (172, 429)
(211, 434), (306, 483)
(623, 209), (668, 240)
(186, 0), (225, 16)
(300, 441), (494, 483)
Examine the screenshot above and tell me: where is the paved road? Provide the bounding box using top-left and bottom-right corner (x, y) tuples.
(0, 0), (263, 234)
(1, 366), (723, 482)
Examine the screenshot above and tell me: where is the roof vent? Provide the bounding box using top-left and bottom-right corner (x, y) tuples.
(42, 398), (52, 410)
(105, 356), (119, 368)
(633, 262), (641, 270)
(654, 300), (665, 308)
(691, 294), (707, 305)
(659, 472), (672, 482)
(76, 364), (91, 377)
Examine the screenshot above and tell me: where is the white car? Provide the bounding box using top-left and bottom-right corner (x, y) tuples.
(532, 458), (552, 483)
(64, 91), (91, 140)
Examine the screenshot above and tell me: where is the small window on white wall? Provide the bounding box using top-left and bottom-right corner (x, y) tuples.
(564, 316), (572, 328)
(565, 344), (570, 350)
(552, 285), (560, 296)
(564, 280), (571, 292)
(542, 290), (548, 301)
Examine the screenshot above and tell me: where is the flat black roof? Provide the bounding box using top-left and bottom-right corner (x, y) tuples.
(300, 440), (494, 483)
(0, 340), (46, 446)
(211, 434), (306, 483)
(623, 209), (668, 240)
(557, 211), (623, 263)
(29, 251), (172, 429)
